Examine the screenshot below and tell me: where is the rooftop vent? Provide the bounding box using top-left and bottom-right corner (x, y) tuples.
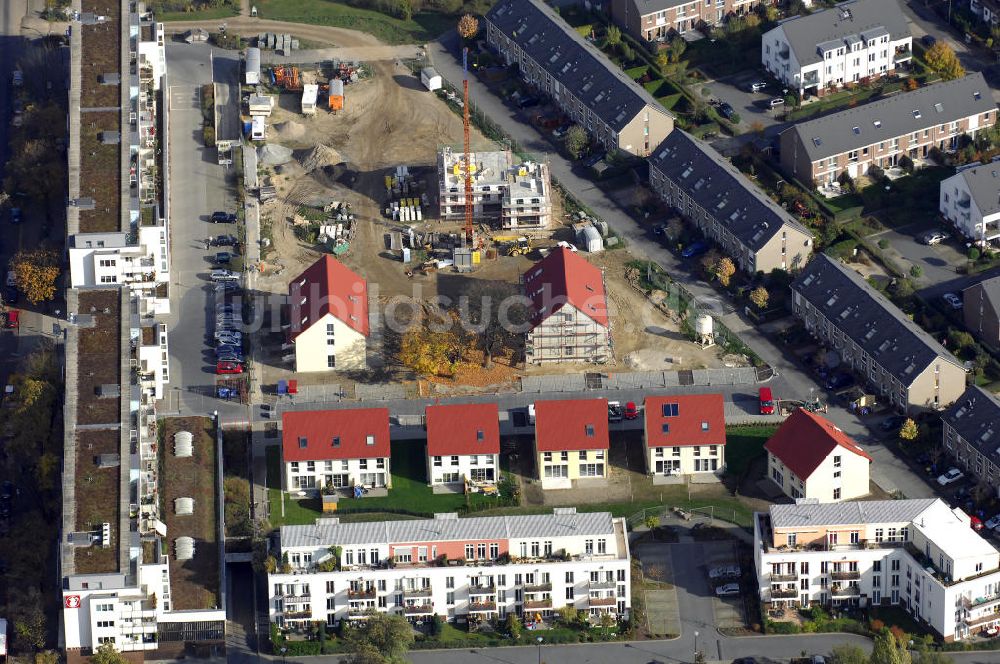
(174, 431), (193, 458)
(174, 497), (194, 515)
(175, 536), (195, 561)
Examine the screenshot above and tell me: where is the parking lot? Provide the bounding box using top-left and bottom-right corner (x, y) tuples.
(699, 71), (788, 131)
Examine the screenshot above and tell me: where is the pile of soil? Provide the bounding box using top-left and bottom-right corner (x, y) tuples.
(259, 143), (293, 165)
(298, 144), (343, 173)
(272, 120), (306, 142)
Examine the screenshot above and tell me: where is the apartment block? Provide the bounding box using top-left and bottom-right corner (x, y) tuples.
(524, 247), (612, 364)
(484, 0), (674, 157)
(780, 73), (996, 187)
(942, 385), (1000, 491)
(287, 255), (369, 372)
(754, 499), (1000, 641)
(791, 254), (967, 412)
(610, 0), (767, 41)
(282, 409), (392, 492)
(762, 0), (911, 98)
(533, 399), (609, 490)
(939, 164), (1000, 243)
(971, 0), (1000, 27)
(643, 394), (726, 478)
(437, 148), (552, 230)
(649, 130), (813, 274)
(425, 403), (501, 489)
(267, 509), (630, 628)
(764, 408), (871, 502)
(963, 276), (1000, 349)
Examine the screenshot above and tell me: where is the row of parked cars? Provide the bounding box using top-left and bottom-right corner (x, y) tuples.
(206, 211), (245, 375)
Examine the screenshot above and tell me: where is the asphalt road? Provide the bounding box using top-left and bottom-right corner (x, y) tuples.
(163, 42), (241, 416)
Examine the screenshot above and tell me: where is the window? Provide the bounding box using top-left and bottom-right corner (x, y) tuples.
(833, 455), (841, 467)
(833, 488), (841, 500)
(366, 435), (375, 446)
(661, 403), (680, 417)
(565, 587), (574, 600)
(298, 437), (308, 449)
(331, 437), (340, 448)
(466, 544), (475, 559)
(585, 540), (594, 555)
(433, 456), (442, 467)
(566, 571), (574, 583)
(446, 592), (455, 605)
(661, 423), (670, 434)
(327, 355), (336, 368)
(579, 450), (587, 460)
(597, 539), (607, 554)
(490, 542), (499, 559)
(585, 424), (595, 437)
(446, 576), (455, 589)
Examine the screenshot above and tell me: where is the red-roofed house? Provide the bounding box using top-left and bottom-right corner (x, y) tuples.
(282, 408), (391, 492)
(288, 255), (369, 372)
(764, 409), (872, 502)
(425, 403), (501, 489)
(533, 398), (609, 489)
(643, 394), (726, 479)
(523, 247), (611, 364)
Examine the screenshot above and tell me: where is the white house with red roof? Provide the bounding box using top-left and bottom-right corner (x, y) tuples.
(425, 403), (501, 490)
(643, 394), (726, 480)
(287, 255), (369, 372)
(532, 399), (609, 489)
(764, 409), (871, 502)
(282, 408), (391, 492)
(523, 247), (611, 364)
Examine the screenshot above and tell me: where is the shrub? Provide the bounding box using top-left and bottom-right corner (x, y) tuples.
(970, 247), (981, 261)
(877, 238), (888, 249)
(910, 265), (922, 278)
(826, 238), (858, 259)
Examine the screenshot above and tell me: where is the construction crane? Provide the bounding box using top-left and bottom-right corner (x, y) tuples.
(462, 47), (474, 246)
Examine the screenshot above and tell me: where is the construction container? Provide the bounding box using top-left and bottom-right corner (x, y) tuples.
(576, 224), (604, 253)
(248, 94), (274, 117)
(301, 84), (319, 115)
(242, 120), (252, 136)
(251, 116), (266, 141)
(420, 67), (442, 92)
(245, 47), (261, 85)
(328, 78), (344, 111)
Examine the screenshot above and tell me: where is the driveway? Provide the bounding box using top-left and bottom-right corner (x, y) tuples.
(868, 221), (968, 288)
(699, 71), (786, 131)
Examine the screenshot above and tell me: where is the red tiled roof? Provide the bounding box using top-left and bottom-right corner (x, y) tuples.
(282, 408), (390, 462)
(523, 247), (609, 328)
(534, 399), (609, 452)
(426, 403), (500, 456)
(288, 255), (369, 340)
(763, 409), (872, 480)
(644, 394), (726, 448)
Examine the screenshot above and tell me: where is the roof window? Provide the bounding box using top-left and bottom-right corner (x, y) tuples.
(912, 109), (921, 119)
(585, 424), (595, 437)
(366, 435), (375, 446)
(332, 436), (340, 448)
(298, 437), (308, 449)
(872, 119), (882, 128)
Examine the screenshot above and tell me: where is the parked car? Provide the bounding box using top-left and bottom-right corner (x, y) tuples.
(210, 269), (239, 282)
(215, 281), (240, 293)
(215, 345), (243, 358)
(769, 98), (785, 108)
(217, 354), (243, 365)
(921, 35), (937, 47)
(942, 292), (963, 310)
(985, 514), (1000, 530)
(556, 240), (579, 253)
(583, 151), (607, 168)
(216, 304), (237, 315)
(825, 372), (855, 390)
(214, 330), (243, 342)
(717, 102), (735, 119)
(681, 241), (709, 258)
(210, 234), (238, 247)
(708, 565), (741, 580)
(214, 252), (234, 265)
(937, 467), (965, 486)
(216, 361), (244, 375)
(920, 230), (947, 245)
(759, 387), (775, 415)
(748, 81), (767, 93)
(879, 415), (906, 433)
(210, 211), (237, 223)
(516, 95), (540, 109)
(715, 583), (740, 596)
(624, 401), (639, 420)
(608, 401), (623, 423)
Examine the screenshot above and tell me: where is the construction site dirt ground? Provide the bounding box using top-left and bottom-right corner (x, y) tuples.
(250, 60), (729, 390)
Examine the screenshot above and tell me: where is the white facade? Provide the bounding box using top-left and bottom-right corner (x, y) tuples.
(63, 564), (225, 652)
(70, 226), (170, 309)
(646, 444), (723, 476)
(762, 16), (910, 97)
(136, 22), (165, 92)
(136, 322), (170, 400)
(292, 312), (366, 372)
(767, 448), (870, 502)
(755, 499), (1000, 641)
(427, 453), (500, 486)
(940, 167), (1000, 244)
(525, 304), (611, 364)
(285, 456), (390, 492)
(268, 511), (630, 627)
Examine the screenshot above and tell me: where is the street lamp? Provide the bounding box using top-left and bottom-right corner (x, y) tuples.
(279, 646), (287, 664)
(694, 630), (700, 661)
(537, 636), (544, 664)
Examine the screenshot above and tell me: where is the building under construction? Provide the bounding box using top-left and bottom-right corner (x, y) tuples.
(437, 147), (552, 230)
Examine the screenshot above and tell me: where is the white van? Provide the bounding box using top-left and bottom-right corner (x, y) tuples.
(708, 565), (741, 580)
(211, 269), (239, 282)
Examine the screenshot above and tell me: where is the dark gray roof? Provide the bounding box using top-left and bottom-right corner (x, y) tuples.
(942, 385), (1000, 463)
(628, 0), (696, 14)
(785, 73), (996, 162)
(648, 130), (809, 251)
(773, 0), (910, 68)
(485, 0), (671, 132)
(791, 254), (964, 385)
(770, 498), (936, 529)
(953, 164), (1000, 218)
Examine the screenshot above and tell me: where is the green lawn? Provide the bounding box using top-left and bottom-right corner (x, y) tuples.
(158, 6), (239, 21)
(786, 86), (881, 122)
(266, 442), (504, 526)
(725, 425), (777, 477)
(252, 0), (455, 44)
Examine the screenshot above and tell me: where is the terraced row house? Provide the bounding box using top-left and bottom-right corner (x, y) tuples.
(610, 0), (769, 42)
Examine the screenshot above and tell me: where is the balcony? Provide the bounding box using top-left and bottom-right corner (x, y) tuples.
(403, 604), (434, 615)
(403, 587), (432, 598)
(589, 580), (616, 591)
(964, 594), (1000, 609)
(965, 612), (1000, 628)
(588, 596), (617, 607)
(524, 583), (552, 593)
(469, 601), (497, 613)
(770, 573), (797, 582)
(283, 610), (312, 620)
(524, 599), (553, 610)
(893, 48), (912, 63)
(830, 571), (861, 581)
(770, 588), (798, 599)
(957, 196), (972, 209)
(347, 609), (375, 619)
(283, 593), (312, 601)
(831, 586), (860, 597)
(469, 585), (496, 596)
(348, 588), (376, 599)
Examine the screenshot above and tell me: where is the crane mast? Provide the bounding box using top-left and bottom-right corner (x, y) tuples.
(462, 47), (473, 245)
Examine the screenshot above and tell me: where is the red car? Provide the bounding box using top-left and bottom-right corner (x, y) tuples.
(216, 361), (244, 375)
(624, 401), (639, 420)
(971, 515), (985, 532)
